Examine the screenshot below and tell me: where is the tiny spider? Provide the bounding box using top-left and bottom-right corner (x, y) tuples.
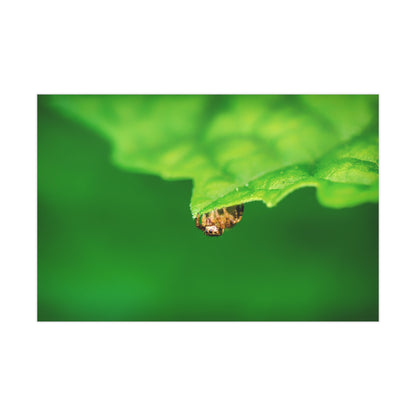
(195, 204), (244, 237)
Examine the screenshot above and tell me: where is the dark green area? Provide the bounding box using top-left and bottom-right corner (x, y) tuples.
(38, 99), (378, 321)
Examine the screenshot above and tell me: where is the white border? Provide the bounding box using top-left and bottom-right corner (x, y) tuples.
(2, 1), (416, 415)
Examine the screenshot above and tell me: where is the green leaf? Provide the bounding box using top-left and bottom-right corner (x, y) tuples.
(45, 95), (378, 215)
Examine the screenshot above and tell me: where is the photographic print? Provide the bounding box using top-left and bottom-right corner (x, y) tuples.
(38, 95), (378, 321)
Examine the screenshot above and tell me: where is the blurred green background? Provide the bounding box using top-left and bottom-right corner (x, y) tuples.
(38, 98), (378, 321)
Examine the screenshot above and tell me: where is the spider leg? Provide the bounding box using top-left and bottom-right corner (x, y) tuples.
(222, 206), (237, 225)
(195, 213), (203, 230)
(234, 204), (244, 223)
(214, 207), (226, 229)
(201, 213), (207, 227)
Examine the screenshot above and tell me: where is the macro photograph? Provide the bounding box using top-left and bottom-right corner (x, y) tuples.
(38, 94), (379, 321)
(6, 2), (416, 415)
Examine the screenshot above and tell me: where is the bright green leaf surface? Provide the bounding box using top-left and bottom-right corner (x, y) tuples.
(47, 95), (378, 215)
